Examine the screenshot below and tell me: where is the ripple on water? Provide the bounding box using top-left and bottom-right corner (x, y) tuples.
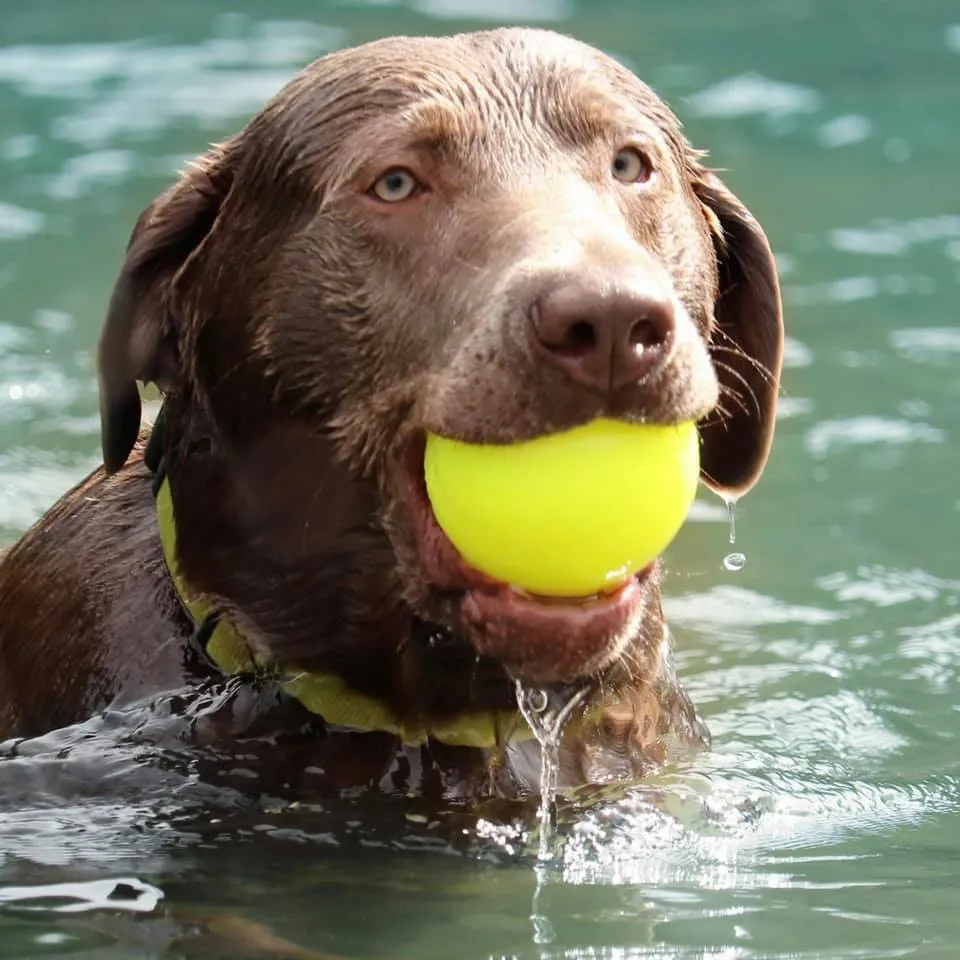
(803, 416), (945, 460)
(0, 133), (40, 162)
(784, 275), (893, 307)
(781, 335), (814, 368)
(46, 148), (134, 200)
(0, 359), (92, 420)
(0, 21), (347, 149)
(783, 214), (960, 310)
(898, 613), (960, 692)
(559, 767), (958, 889)
(830, 215), (960, 257)
(818, 566), (960, 608)
(686, 73), (821, 120)
(889, 326), (960, 366)
(816, 114), (872, 149)
(0, 448), (98, 534)
(409, 0), (572, 21)
(776, 396), (815, 420)
(0, 202), (46, 240)
(665, 585), (844, 635)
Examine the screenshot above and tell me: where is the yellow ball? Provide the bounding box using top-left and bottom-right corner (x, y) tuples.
(423, 419), (700, 598)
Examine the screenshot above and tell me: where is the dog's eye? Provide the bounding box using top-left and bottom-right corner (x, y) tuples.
(611, 148), (652, 184)
(371, 168), (419, 202)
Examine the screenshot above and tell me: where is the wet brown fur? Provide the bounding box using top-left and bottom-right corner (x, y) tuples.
(0, 29), (783, 800)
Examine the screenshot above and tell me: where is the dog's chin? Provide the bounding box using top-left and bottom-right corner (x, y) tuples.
(397, 434), (657, 685)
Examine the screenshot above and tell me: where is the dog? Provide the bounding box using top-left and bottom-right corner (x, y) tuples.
(0, 27), (782, 803)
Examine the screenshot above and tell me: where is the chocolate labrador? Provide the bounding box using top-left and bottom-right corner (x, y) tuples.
(0, 28), (782, 801)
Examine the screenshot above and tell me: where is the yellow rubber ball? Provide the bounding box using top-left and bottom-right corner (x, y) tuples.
(424, 418), (700, 598)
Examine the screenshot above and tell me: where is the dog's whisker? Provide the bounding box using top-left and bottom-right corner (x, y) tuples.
(713, 360), (762, 420)
(710, 333), (778, 387)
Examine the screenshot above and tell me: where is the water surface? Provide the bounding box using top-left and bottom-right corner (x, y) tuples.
(1, 0), (959, 956)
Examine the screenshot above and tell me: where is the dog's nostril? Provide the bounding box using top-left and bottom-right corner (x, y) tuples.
(529, 279), (677, 393)
(567, 321), (597, 353)
(629, 318), (668, 351)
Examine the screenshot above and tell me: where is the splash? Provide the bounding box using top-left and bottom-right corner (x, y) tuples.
(515, 679), (590, 945)
(723, 552), (747, 572)
(514, 679), (589, 861)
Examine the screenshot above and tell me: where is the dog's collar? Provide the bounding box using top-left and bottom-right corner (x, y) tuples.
(153, 467), (530, 749)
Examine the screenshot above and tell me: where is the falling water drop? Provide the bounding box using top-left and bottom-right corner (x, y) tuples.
(719, 494), (745, 571)
(723, 494), (738, 545)
(723, 552), (746, 572)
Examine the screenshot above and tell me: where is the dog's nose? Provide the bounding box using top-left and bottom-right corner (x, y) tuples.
(529, 278), (676, 393)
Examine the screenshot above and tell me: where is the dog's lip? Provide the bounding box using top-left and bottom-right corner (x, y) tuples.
(399, 432), (653, 683)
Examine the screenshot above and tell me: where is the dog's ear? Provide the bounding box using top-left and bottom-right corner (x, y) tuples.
(97, 149), (231, 473)
(694, 169), (784, 496)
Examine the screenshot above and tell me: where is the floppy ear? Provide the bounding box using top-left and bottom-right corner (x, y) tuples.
(97, 151), (230, 473)
(694, 170), (784, 496)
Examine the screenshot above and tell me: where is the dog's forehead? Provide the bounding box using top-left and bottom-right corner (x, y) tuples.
(282, 31), (671, 155)
(239, 29), (684, 192)
(311, 27), (616, 85)
(308, 33), (655, 119)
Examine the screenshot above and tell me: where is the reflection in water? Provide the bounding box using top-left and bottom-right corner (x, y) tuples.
(0, 878), (163, 914)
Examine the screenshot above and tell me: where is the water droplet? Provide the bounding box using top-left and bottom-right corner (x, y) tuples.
(723, 552), (746, 572)
(525, 689), (548, 714)
(723, 494), (738, 545)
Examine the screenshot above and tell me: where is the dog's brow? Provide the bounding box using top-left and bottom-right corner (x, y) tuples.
(380, 99), (650, 163)
(402, 103), (489, 151)
(545, 89), (649, 148)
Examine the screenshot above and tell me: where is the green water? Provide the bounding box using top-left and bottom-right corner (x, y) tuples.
(1, 0), (959, 956)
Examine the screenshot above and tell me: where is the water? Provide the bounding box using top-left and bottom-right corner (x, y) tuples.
(722, 551), (746, 573)
(721, 496), (746, 572)
(724, 496), (737, 546)
(515, 680), (591, 948)
(514, 680), (591, 862)
(2, 0), (960, 956)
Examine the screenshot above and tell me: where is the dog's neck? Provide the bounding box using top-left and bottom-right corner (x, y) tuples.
(150, 402), (522, 726)
(147, 401), (709, 766)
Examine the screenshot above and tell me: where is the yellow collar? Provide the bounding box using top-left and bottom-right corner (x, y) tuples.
(155, 476), (530, 748)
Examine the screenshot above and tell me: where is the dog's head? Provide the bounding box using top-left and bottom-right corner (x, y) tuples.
(97, 28), (783, 689)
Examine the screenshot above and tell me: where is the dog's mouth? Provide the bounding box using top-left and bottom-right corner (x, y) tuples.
(399, 434), (655, 684)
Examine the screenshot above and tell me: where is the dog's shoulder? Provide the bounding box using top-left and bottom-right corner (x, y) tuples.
(0, 448), (193, 737)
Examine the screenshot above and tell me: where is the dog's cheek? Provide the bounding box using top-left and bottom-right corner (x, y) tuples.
(254, 215), (388, 409)
(379, 497), (434, 613)
(655, 194), (720, 334)
(675, 337), (721, 419)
